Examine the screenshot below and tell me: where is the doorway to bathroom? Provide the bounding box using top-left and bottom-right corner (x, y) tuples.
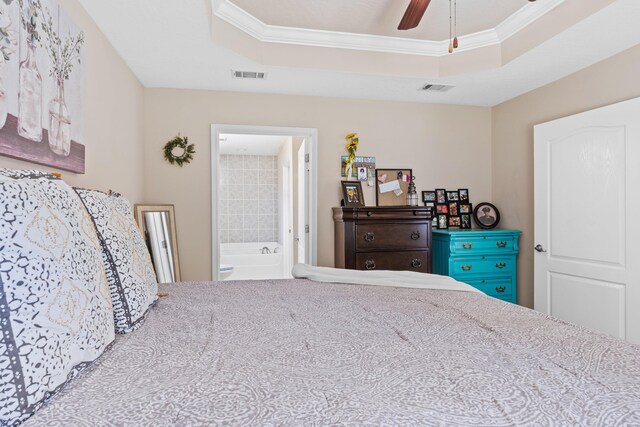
(210, 125), (318, 281)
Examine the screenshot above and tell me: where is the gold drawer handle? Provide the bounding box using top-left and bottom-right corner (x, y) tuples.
(410, 231), (421, 240)
(496, 241), (508, 248)
(495, 263), (507, 269)
(461, 264), (472, 271)
(364, 232), (375, 242)
(495, 286), (506, 293)
(411, 258), (422, 268)
(462, 242), (473, 249)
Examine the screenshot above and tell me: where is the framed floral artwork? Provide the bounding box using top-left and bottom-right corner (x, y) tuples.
(0, 0), (86, 173)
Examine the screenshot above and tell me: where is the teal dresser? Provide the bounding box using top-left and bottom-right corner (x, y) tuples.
(432, 229), (521, 303)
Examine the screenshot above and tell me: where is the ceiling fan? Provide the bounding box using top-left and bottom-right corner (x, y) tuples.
(397, 0), (537, 31)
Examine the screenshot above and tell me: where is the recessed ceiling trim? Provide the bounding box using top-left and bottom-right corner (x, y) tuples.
(496, 0), (564, 40)
(212, 0), (564, 57)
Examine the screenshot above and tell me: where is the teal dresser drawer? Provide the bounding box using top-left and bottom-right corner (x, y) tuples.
(451, 255), (514, 276)
(433, 229), (521, 304)
(450, 235), (516, 254)
(463, 277), (513, 300)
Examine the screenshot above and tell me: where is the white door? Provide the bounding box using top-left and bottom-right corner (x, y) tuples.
(282, 164), (294, 278)
(534, 97), (640, 343)
(297, 140), (310, 264)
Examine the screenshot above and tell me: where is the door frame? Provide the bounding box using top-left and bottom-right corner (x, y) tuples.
(210, 124), (319, 280)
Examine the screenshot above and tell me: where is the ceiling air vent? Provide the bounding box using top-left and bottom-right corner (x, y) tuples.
(232, 70), (267, 80)
(421, 84), (454, 92)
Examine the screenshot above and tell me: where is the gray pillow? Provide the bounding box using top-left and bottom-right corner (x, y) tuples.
(0, 177), (115, 426)
(75, 188), (159, 333)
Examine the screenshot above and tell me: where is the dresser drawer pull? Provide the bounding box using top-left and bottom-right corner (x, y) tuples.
(410, 231), (421, 240)
(495, 263), (507, 269)
(495, 286), (506, 293)
(367, 211), (373, 217)
(364, 232), (375, 242)
(496, 241), (508, 248)
(461, 264), (473, 271)
(462, 242), (473, 249)
(411, 259), (422, 268)
(365, 260), (376, 270)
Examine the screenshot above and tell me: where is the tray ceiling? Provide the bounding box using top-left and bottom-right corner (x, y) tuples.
(229, 0), (528, 41)
(78, 0), (640, 106)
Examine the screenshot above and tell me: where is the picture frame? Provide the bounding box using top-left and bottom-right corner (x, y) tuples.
(446, 190), (459, 202)
(459, 188), (470, 203)
(449, 216), (461, 227)
(435, 189), (446, 204)
(375, 169), (412, 206)
(341, 181), (365, 207)
(459, 203), (472, 214)
(437, 214), (449, 229)
(422, 190), (437, 204)
(473, 202), (501, 229)
(357, 166), (368, 181)
(448, 202), (459, 216)
(436, 204), (449, 215)
(460, 213), (472, 229)
(0, 1), (87, 174)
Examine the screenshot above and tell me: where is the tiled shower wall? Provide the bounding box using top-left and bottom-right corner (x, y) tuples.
(219, 155), (279, 243)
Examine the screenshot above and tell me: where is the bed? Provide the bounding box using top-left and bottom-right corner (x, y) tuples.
(23, 268), (640, 426)
(2, 170), (639, 426)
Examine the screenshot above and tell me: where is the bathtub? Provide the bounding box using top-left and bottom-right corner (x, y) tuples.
(220, 242), (285, 280)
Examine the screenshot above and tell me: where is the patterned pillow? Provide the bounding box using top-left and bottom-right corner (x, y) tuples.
(75, 189), (158, 334)
(0, 178), (115, 426)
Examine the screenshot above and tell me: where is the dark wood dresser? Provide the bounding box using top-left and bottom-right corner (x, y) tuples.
(333, 206), (433, 273)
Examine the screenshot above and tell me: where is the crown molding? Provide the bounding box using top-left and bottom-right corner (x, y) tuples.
(212, 0), (565, 57)
(495, 0), (564, 40)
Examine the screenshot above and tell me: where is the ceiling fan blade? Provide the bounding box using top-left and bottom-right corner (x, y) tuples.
(398, 0), (432, 30)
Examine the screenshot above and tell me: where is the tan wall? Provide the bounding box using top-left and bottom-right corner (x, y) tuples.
(143, 89), (492, 281)
(492, 44), (640, 308)
(0, 0), (145, 201)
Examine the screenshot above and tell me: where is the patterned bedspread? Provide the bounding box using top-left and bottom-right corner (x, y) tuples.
(24, 279), (640, 426)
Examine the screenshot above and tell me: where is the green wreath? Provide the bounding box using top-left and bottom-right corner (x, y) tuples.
(163, 135), (195, 167)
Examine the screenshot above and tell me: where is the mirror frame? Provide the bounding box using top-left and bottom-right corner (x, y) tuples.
(134, 204), (182, 282)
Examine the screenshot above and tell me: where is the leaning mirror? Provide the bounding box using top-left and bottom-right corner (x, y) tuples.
(134, 204), (181, 283)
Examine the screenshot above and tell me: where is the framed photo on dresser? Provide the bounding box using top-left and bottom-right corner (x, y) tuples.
(459, 189), (470, 203)
(446, 191), (459, 202)
(341, 181), (365, 207)
(422, 190), (437, 204)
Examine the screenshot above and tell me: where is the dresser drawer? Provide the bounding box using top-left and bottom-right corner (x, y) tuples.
(356, 224), (427, 251)
(450, 235), (516, 255)
(355, 251), (429, 273)
(463, 277), (513, 300)
(355, 208), (432, 221)
(451, 256), (514, 276)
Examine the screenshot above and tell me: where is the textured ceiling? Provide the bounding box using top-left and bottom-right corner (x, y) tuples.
(229, 0), (528, 41)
